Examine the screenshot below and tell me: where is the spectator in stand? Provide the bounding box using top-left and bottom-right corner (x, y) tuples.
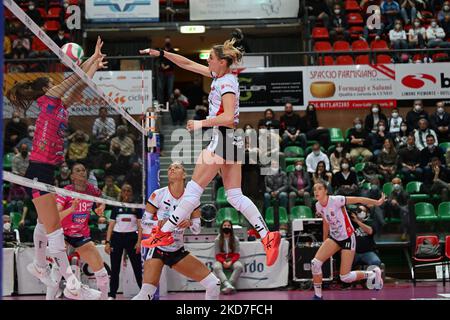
(91, 216), (109, 244)
(4, 111), (28, 153)
(332, 158), (359, 196)
(169, 88), (189, 125)
(329, 142), (351, 174)
(14, 125), (35, 154)
(29, 26), (53, 58)
(423, 157), (450, 201)
(365, 103), (388, 135)
(124, 162), (143, 201)
(384, 177), (411, 240)
(361, 6), (385, 41)
(157, 36), (176, 104)
(305, 0), (331, 31)
(371, 120), (391, 156)
(6, 183), (28, 216)
(106, 142), (130, 178)
(67, 130), (89, 165)
(399, 135), (423, 182)
(110, 125), (135, 158)
(442, 13), (450, 37)
(389, 20), (409, 62)
(420, 134), (445, 168)
(184, 78), (205, 109)
(328, 3), (351, 42)
(395, 121), (410, 149)
(102, 175), (121, 200)
(193, 95), (209, 121)
(312, 160), (333, 193)
(400, 0), (417, 24)
(304, 103), (330, 149)
(388, 108), (403, 137)
(438, 1), (450, 22)
(288, 159), (312, 211)
(280, 102), (307, 149)
(426, 19), (450, 48)
(12, 143), (30, 177)
(306, 142), (330, 174)
(213, 220), (243, 295)
(381, 0), (401, 31)
(408, 18), (427, 48)
(414, 118), (438, 151)
(27, 1), (44, 27)
(53, 29), (68, 48)
(54, 163), (72, 188)
(4, 35), (12, 58)
(92, 107), (116, 145)
(10, 32), (29, 72)
(406, 100), (428, 132)
(258, 108), (280, 130)
(264, 160), (288, 210)
(348, 117), (373, 162)
(377, 138), (398, 182)
(60, 0), (70, 31)
(430, 101), (450, 142)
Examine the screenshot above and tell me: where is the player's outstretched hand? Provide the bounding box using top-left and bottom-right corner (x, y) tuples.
(186, 120), (202, 132)
(375, 193), (386, 206)
(139, 48), (160, 57)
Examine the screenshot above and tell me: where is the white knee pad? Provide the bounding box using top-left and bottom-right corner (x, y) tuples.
(340, 272), (357, 283)
(311, 258), (323, 276)
(167, 181), (203, 227)
(200, 273), (220, 300)
(47, 229), (66, 254)
(34, 222), (47, 238)
(226, 188), (252, 212)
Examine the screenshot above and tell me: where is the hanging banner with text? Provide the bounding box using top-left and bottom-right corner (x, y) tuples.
(85, 0), (159, 22)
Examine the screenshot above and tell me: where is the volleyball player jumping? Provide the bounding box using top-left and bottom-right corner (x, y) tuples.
(139, 31), (281, 266)
(133, 162), (220, 300)
(311, 181), (385, 300)
(7, 37), (107, 299)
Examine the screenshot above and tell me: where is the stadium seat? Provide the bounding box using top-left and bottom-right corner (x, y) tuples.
(314, 41), (332, 52)
(347, 13), (364, 25)
(312, 27), (329, 40)
(445, 236), (450, 263)
(349, 26), (364, 39)
(285, 165), (295, 173)
(438, 202), (450, 221)
(47, 7), (61, 19)
(352, 39), (369, 51)
(355, 55), (370, 64)
(91, 169), (105, 181)
(216, 207), (240, 226)
(327, 145), (336, 154)
(216, 186), (229, 208)
(10, 212), (22, 230)
(406, 181), (430, 202)
(290, 205), (313, 220)
(333, 40), (351, 52)
(412, 235), (444, 286)
(329, 128), (345, 143)
(433, 53), (449, 62)
(382, 182), (394, 197)
(37, 8), (47, 18)
(345, 0), (361, 12)
(415, 202), (438, 222)
(284, 146), (304, 157)
(439, 142), (450, 151)
(361, 182), (372, 190)
(3, 152), (14, 170)
(317, 56), (334, 65)
(371, 39), (389, 50)
(104, 209), (112, 221)
(305, 146), (326, 155)
(44, 20), (60, 31)
(376, 54), (392, 64)
(265, 207), (289, 227)
(336, 55), (354, 65)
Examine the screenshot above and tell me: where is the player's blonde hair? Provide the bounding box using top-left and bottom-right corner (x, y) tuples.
(212, 29), (244, 67)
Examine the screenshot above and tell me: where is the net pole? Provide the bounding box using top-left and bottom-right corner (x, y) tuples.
(0, 0), (5, 299)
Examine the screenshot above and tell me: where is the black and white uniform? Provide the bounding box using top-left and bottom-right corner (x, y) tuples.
(108, 207), (143, 298)
(142, 187), (199, 267)
(315, 195), (356, 250)
(206, 72), (244, 162)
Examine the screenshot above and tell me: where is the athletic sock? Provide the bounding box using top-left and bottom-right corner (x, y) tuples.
(313, 283), (322, 298)
(33, 222), (48, 269)
(94, 267), (109, 299)
(139, 283), (157, 300)
(200, 273), (220, 300)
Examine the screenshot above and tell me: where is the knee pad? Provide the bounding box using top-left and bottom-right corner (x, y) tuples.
(47, 229), (66, 254)
(311, 258), (323, 276)
(183, 180), (203, 208)
(34, 223), (47, 238)
(226, 188), (251, 212)
(340, 272), (357, 283)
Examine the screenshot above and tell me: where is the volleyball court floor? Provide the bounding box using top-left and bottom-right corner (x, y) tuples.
(4, 282), (449, 300)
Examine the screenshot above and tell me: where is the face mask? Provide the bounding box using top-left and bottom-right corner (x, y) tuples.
(372, 107), (379, 113)
(437, 107), (444, 114)
(357, 211), (367, 221)
(401, 125), (407, 131)
(64, 3), (69, 8)
(245, 129), (252, 135)
(336, 147), (343, 153)
(334, 9), (340, 14)
(29, 5), (35, 10)
(355, 123), (362, 130)
(393, 184), (401, 191)
(379, 126), (385, 132)
(98, 224), (107, 231)
(313, 151), (320, 156)
(13, 117), (20, 123)
(295, 165), (302, 171)
(428, 145), (435, 150)
(222, 227), (232, 234)
(392, 112), (399, 118)
(431, 22), (437, 28)
(341, 163), (349, 170)
(395, 24), (401, 30)
(58, 35), (64, 40)
(29, 131), (34, 137)
(61, 167), (70, 174)
(414, 105), (422, 112)
(3, 223), (11, 232)
(414, 22), (420, 27)
(444, 5), (449, 10)
(308, 106), (314, 111)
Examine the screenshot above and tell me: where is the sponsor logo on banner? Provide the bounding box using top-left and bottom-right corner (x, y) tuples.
(401, 74), (437, 89)
(85, 0), (159, 22)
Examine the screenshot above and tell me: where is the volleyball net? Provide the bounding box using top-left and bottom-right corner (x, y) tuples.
(3, 0), (151, 210)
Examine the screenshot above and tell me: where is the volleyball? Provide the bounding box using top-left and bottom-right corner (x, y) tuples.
(61, 42), (84, 65)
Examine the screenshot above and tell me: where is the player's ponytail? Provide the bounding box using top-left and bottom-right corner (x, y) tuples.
(6, 77), (51, 113)
(212, 28), (244, 67)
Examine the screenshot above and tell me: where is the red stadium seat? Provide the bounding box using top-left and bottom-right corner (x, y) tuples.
(345, 0), (361, 12)
(5, 9), (16, 20)
(445, 235), (450, 260)
(333, 40), (351, 52)
(433, 53), (449, 62)
(412, 235), (445, 286)
(336, 55), (354, 65)
(349, 26), (364, 39)
(68, 0), (79, 4)
(48, 1), (61, 7)
(37, 8), (47, 18)
(312, 27), (329, 40)
(347, 13), (364, 25)
(47, 7), (61, 19)
(44, 20), (60, 31)
(355, 55), (370, 64)
(314, 41), (332, 52)
(371, 39), (389, 50)
(376, 54), (392, 64)
(352, 39), (369, 51)
(317, 56), (334, 66)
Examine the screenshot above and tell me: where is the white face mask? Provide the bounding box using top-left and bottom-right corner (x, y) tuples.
(245, 129), (252, 135)
(414, 22), (420, 27)
(392, 112), (399, 118)
(401, 125), (408, 131)
(336, 147), (343, 152)
(13, 117), (20, 123)
(393, 183), (401, 191)
(29, 5), (35, 10)
(372, 107), (379, 113)
(437, 107), (445, 114)
(379, 126), (385, 132)
(444, 5), (450, 10)
(98, 224), (107, 231)
(355, 123), (362, 130)
(313, 151), (320, 156)
(357, 211), (367, 220)
(414, 105), (422, 112)
(3, 222), (11, 232)
(341, 163), (349, 170)
(334, 9), (340, 14)
(295, 165), (302, 171)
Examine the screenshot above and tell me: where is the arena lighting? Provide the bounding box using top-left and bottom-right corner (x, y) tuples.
(199, 51), (210, 60)
(180, 25), (206, 33)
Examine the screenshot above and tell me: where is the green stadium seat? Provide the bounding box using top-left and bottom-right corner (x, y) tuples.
(216, 186), (229, 208)
(415, 202), (438, 222)
(327, 145), (336, 154)
(406, 181), (430, 202)
(91, 169), (105, 181)
(285, 165), (295, 173)
(361, 182), (372, 190)
(305, 146), (326, 155)
(345, 128), (352, 142)
(3, 153), (14, 170)
(354, 162), (365, 173)
(439, 142), (450, 151)
(265, 206), (289, 227)
(382, 182), (394, 197)
(10, 212), (22, 230)
(104, 209), (112, 221)
(216, 207), (240, 226)
(329, 128), (345, 143)
(284, 146), (305, 166)
(438, 202), (450, 221)
(290, 205), (313, 221)
(307, 140), (319, 146)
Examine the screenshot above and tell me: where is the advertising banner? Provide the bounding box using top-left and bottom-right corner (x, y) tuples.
(85, 0), (159, 22)
(2, 248), (15, 296)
